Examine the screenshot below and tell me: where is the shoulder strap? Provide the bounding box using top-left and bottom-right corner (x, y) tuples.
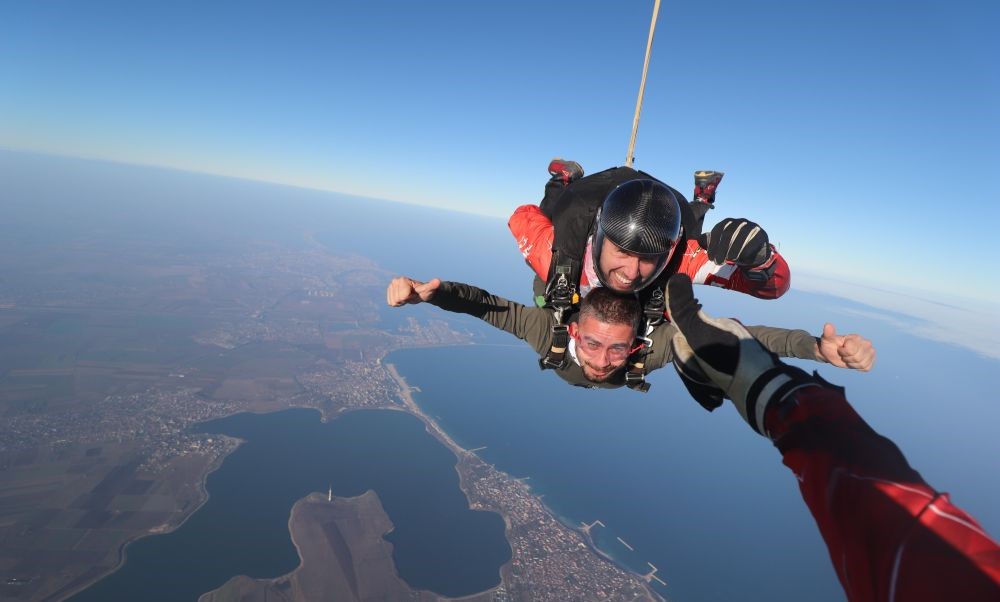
(539, 324), (570, 370)
(623, 286), (667, 392)
(624, 349), (651, 392)
(538, 306), (578, 371)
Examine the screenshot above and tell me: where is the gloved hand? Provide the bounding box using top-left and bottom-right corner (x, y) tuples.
(701, 218), (772, 267)
(666, 274), (821, 437)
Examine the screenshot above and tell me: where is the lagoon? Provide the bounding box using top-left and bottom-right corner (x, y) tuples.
(69, 408), (510, 601)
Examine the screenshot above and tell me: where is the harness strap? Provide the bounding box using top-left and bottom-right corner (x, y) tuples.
(625, 343), (651, 392)
(539, 272), (578, 371)
(623, 286), (667, 392)
(539, 324), (570, 370)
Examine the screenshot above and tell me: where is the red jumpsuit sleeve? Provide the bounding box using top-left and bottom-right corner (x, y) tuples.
(676, 240), (790, 299)
(508, 204), (554, 281)
(766, 387), (1000, 602)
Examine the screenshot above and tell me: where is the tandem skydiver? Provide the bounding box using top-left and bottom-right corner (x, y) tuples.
(663, 273), (1000, 601)
(385, 276), (873, 404)
(504, 160), (792, 390)
(509, 160), (789, 306)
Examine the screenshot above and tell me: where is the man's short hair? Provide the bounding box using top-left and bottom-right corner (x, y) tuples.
(578, 288), (641, 333)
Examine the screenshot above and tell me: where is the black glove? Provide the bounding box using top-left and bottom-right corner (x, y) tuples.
(700, 218), (772, 267)
(666, 274), (821, 437)
(672, 358), (725, 412)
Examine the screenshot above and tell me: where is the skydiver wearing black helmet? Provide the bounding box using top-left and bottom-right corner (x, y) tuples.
(509, 160), (788, 307)
(589, 178), (682, 293)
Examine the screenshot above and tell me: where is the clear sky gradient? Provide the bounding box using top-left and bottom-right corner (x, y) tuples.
(2, 0), (998, 306)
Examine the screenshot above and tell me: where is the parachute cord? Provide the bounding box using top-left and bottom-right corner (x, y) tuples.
(625, 0), (662, 168)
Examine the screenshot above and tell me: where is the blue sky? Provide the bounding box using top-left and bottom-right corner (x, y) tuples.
(2, 0), (998, 307)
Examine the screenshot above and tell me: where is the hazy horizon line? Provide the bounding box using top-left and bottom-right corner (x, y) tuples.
(0, 144), (510, 220)
(3, 145), (996, 362)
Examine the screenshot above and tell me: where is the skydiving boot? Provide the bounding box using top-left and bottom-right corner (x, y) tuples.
(693, 170), (724, 206)
(548, 158), (584, 185)
(540, 158), (584, 217)
(691, 170), (724, 235)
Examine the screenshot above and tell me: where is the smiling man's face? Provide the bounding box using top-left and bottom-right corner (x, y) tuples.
(596, 238), (661, 292)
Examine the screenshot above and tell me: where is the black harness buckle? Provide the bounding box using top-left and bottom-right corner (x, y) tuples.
(625, 368), (651, 392)
(643, 287), (666, 326)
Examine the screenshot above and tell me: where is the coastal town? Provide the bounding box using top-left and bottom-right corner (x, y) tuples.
(388, 363), (659, 601)
(458, 454), (657, 600)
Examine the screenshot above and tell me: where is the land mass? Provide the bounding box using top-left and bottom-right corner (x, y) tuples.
(0, 156), (663, 601)
(200, 491), (455, 602)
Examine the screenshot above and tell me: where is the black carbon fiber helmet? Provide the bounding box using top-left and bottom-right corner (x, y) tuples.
(592, 179), (682, 292)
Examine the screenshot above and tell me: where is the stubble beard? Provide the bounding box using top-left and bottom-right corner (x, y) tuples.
(582, 361), (623, 383)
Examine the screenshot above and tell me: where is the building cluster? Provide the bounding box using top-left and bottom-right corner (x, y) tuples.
(193, 316), (324, 350)
(457, 456), (656, 601)
(139, 432), (239, 473)
(298, 358), (400, 412)
(1, 387), (239, 472)
(393, 317), (473, 347)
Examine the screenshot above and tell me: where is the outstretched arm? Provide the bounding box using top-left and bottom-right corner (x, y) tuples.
(386, 276), (554, 355)
(650, 323), (876, 374)
(747, 323), (875, 371)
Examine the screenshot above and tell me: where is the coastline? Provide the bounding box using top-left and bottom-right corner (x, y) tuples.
(384, 356), (665, 602)
(54, 356), (472, 600)
(385, 362), (468, 454)
(384, 360), (508, 597)
(199, 490), (440, 602)
(53, 433), (243, 601)
(62, 348), (662, 602)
